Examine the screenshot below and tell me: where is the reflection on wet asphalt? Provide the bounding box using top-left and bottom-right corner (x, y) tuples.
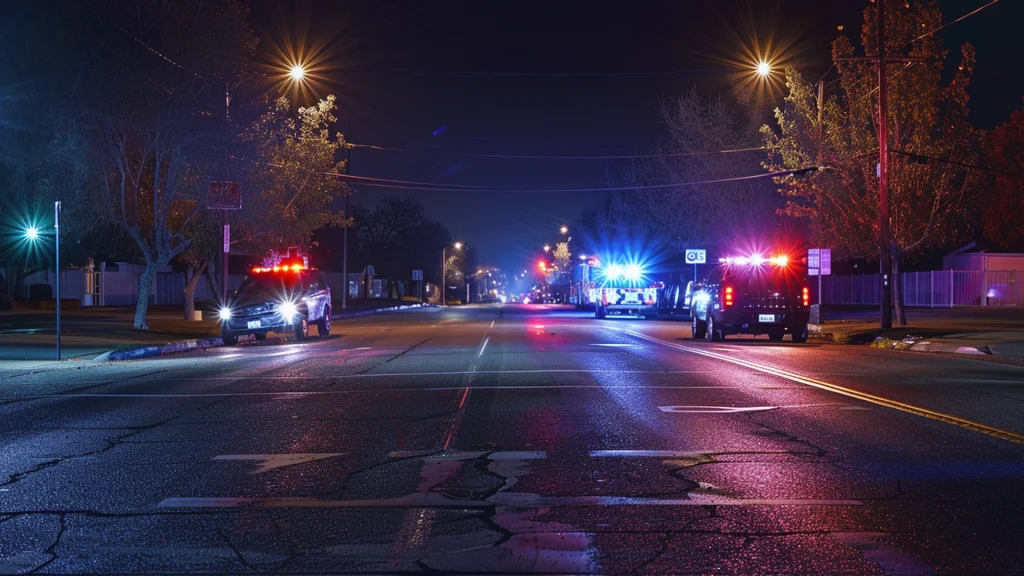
(1, 304), (1024, 574)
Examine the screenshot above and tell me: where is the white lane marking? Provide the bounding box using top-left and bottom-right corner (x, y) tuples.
(590, 343), (637, 347)
(212, 453), (345, 474)
(658, 403), (842, 414)
(490, 320), (495, 328)
(590, 449), (804, 458)
(477, 337), (489, 358)
(158, 494), (862, 508)
(387, 451), (547, 461)
(19, 368), (718, 384)
(5, 383), (807, 400)
(218, 353), (243, 359)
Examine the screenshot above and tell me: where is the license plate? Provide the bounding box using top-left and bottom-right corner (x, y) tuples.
(758, 314), (777, 323)
(247, 320), (262, 329)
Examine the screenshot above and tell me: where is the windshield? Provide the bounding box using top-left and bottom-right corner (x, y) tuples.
(237, 274), (303, 302)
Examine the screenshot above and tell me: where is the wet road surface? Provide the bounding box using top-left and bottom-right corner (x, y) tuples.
(2, 304), (1023, 574)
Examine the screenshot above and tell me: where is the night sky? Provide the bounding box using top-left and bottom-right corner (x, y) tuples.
(237, 1), (1024, 270)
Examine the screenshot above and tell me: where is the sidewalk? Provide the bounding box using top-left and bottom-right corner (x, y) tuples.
(0, 300), (428, 364)
(810, 306), (1024, 359)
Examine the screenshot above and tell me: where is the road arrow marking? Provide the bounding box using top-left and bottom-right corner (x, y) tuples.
(212, 453), (345, 474)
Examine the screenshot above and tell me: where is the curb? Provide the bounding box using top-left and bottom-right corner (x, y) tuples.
(908, 341), (991, 355)
(100, 336), (226, 362)
(98, 303), (431, 362)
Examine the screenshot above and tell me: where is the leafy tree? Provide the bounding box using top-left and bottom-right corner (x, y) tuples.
(552, 241), (572, 271)
(237, 95), (350, 260)
(352, 197), (453, 296)
(762, 0), (981, 324)
(983, 101), (1024, 249)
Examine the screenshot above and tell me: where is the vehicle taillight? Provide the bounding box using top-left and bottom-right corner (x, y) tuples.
(724, 286), (734, 306)
(802, 286), (809, 307)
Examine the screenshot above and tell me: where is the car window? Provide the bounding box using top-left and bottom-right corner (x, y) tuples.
(303, 273), (321, 296)
(238, 274), (303, 302)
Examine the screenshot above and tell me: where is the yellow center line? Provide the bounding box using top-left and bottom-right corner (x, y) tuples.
(622, 329), (1024, 446)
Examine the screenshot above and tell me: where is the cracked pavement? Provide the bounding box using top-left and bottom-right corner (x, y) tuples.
(2, 304), (1024, 574)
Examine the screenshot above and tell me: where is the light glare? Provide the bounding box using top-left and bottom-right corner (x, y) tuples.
(25, 226), (39, 240)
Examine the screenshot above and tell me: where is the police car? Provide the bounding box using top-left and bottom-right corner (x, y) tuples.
(689, 253), (810, 342)
(218, 260), (332, 345)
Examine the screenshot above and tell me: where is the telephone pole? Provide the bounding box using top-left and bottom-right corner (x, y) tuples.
(838, 0), (923, 330)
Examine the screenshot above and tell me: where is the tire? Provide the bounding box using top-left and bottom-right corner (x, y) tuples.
(317, 306), (332, 337)
(768, 331), (785, 342)
(706, 313), (723, 342)
(294, 318), (309, 342)
(254, 332), (267, 341)
(222, 331), (238, 346)
(792, 324), (808, 343)
(691, 314), (706, 339)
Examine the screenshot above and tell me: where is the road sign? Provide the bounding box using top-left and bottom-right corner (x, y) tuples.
(685, 249), (706, 264)
(223, 224), (230, 253)
(412, 269), (423, 281)
(808, 248), (831, 276)
(208, 182), (242, 210)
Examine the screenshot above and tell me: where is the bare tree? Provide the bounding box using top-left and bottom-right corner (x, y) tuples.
(81, 0), (255, 329)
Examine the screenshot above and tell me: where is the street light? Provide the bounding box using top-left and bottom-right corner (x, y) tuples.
(560, 226), (568, 235)
(23, 202), (61, 360)
(289, 64), (306, 82)
(755, 60), (772, 78)
(442, 242), (463, 306)
(543, 244), (550, 252)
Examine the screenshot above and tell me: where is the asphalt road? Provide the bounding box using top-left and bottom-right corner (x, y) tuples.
(2, 304), (1024, 574)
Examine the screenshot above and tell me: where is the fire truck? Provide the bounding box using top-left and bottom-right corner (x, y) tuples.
(573, 257), (660, 319)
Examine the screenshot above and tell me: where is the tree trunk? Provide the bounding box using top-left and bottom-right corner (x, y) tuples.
(893, 248), (908, 326)
(183, 262), (205, 320)
(134, 262), (157, 330)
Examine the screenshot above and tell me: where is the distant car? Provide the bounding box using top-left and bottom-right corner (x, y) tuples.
(219, 264), (332, 345)
(656, 281), (693, 318)
(690, 255), (810, 342)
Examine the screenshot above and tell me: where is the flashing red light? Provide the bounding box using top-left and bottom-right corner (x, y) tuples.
(538, 260), (547, 270)
(724, 286), (734, 306)
(802, 286), (810, 307)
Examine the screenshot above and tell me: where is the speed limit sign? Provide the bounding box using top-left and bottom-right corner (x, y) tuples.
(685, 249), (706, 264)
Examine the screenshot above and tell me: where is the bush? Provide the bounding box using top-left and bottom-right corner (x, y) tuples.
(832, 332), (851, 345)
(401, 296), (421, 303)
(446, 299), (462, 306)
(28, 283), (53, 301)
(0, 294), (14, 311)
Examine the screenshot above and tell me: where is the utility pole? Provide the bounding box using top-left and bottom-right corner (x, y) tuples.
(877, 0), (892, 330)
(837, 0), (922, 330)
(342, 108), (352, 310)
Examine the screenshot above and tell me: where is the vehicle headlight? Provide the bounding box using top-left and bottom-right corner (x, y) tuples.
(218, 307), (233, 320)
(278, 300), (298, 320)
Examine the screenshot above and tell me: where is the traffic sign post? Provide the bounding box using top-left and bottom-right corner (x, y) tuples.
(685, 249), (706, 284)
(808, 248), (831, 305)
(209, 182), (242, 305)
(412, 269), (424, 302)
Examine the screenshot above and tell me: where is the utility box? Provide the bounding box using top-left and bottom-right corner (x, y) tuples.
(809, 304), (824, 326)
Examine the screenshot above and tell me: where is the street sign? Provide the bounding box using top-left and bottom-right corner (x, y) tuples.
(808, 248), (831, 276)
(685, 249), (706, 264)
(208, 182), (242, 210)
(223, 225), (230, 253)
(412, 269), (423, 281)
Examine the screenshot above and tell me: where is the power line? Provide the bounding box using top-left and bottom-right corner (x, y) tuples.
(347, 142), (766, 160)
(322, 167), (820, 193)
(905, 0), (1000, 48)
(348, 68), (732, 78)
